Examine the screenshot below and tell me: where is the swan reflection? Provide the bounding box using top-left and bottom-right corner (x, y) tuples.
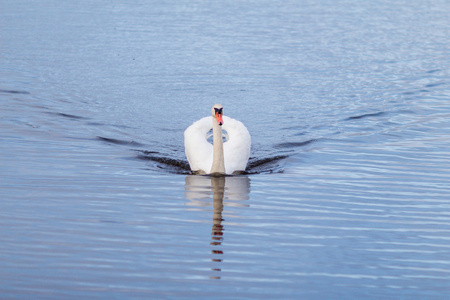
(184, 175), (251, 279)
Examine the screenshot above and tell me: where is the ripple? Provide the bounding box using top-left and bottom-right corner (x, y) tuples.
(345, 111), (386, 120)
(135, 149), (190, 173)
(0, 89), (30, 95)
(97, 136), (146, 147)
(48, 112), (90, 120)
(275, 139), (318, 149)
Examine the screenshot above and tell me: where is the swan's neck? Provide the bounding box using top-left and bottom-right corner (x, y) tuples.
(210, 118), (225, 175)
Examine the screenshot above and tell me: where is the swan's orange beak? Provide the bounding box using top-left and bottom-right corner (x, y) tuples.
(215, 112), (223, 126)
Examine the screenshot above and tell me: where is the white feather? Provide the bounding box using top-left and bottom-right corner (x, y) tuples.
(184, 115), (251, 174)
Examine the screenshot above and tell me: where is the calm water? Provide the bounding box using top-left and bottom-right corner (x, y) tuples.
(1, 0), (450, 298)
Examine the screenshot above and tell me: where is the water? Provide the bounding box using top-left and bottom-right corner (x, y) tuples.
(1, 0), (450, 298)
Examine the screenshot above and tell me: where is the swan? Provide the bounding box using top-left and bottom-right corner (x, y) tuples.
(184, 104), (251, 175)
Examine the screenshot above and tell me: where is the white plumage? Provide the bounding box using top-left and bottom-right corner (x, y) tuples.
(184, 105), (251, 175)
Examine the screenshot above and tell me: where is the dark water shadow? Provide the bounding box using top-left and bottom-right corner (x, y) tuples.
(344, 111), (386, 121)
(246, 155), (288, 174)
(135, 148), (288, 175)
(97, 136), (146, 148)
(46, 112), (91, 120)
(275, 138), (318, 149)
(184, 174), (251, 279)
(0, 89), (31, 95)
(424, 82), (445, 88)
(135, 150), (191, 174)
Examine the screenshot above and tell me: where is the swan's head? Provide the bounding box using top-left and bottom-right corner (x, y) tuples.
(211, 104), (224, 126)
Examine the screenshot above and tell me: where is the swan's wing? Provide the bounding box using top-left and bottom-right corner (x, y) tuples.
(184, 117), (213, 173)
(223, 116), (251, 174)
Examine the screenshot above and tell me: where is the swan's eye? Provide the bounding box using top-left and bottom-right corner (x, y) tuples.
(214, 108), (223, 115)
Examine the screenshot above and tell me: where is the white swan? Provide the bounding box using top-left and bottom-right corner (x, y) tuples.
(184, 104), (251, 175)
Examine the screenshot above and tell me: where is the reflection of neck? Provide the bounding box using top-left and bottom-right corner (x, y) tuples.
(212, 176), (225, 224)
(210, 176), (225, 279)
(211, 119), (225, 174)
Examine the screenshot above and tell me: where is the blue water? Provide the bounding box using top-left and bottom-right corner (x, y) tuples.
(1, 0), (450, 298)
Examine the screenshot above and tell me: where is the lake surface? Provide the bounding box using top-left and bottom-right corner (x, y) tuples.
(1, 0), (450, 298)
